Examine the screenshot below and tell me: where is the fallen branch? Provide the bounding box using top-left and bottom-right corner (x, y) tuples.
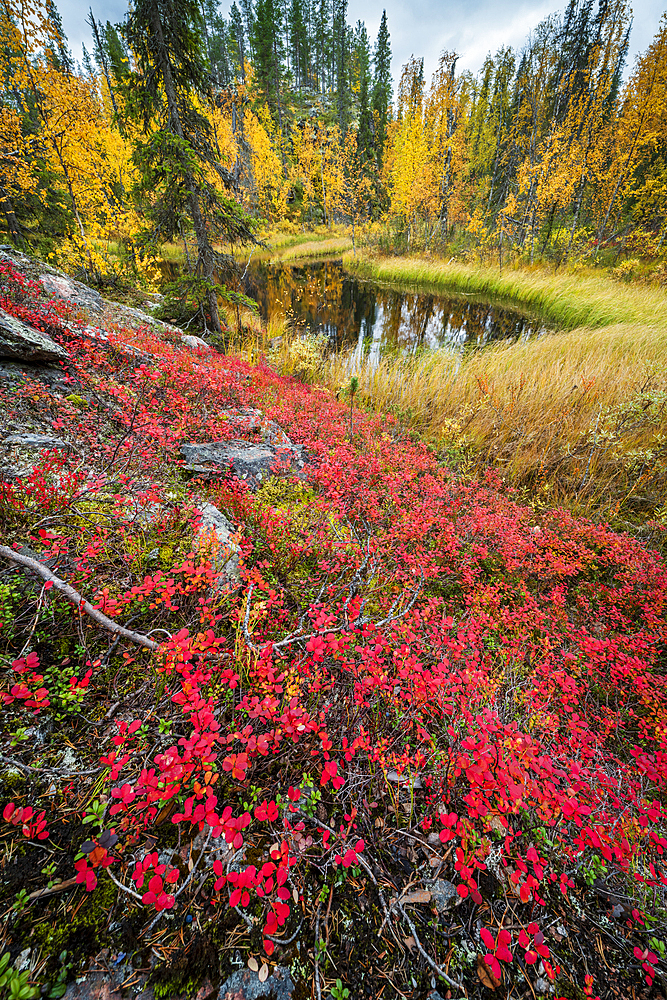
(28, 876), (78, 901)
(396, 900), (465, 992)
(0, 545), (159, 651)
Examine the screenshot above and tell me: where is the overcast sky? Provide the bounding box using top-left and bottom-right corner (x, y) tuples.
(61, 0), (664, 86)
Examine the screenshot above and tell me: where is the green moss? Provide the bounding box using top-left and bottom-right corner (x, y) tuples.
(65, 395), (88, 409)
(255, 477), (316, 514)
(30, 877), (117, 974)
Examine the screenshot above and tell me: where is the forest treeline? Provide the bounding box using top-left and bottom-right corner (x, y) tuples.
(1, 0), (667, 306)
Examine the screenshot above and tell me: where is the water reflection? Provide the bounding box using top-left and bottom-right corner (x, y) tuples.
(243, 259), (548, 360)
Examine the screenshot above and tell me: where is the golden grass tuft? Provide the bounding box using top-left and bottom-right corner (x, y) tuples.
(275, 236), (353, 262)
(324, 254), (667, 524)
(342, 252), (667, 331)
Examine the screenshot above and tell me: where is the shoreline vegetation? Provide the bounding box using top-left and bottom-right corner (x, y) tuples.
(246, 229), (667, 533)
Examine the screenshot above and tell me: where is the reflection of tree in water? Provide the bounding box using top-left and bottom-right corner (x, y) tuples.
(244, 260), (545, 354)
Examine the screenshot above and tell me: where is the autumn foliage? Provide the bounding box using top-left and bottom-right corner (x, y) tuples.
(0, 260), (665, 996)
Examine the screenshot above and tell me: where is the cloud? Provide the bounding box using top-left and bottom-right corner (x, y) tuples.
(59, 0), (126, 64)
(58, 0), (665, 86)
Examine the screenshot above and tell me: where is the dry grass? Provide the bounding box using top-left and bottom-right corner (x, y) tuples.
(325, 258), (667, 524)
(275, 235), (353, 262)
(343, 253), (667, 331)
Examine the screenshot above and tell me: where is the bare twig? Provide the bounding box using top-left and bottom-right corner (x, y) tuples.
(0, 545), (159, 651)
(0, 754), (101, 778)
(106, 867), (143, 901)
(265, 920), (304, 946)
(396, 901), (464, 991)
(27, 877), (78, 901)
(314, 904), (323, 1000)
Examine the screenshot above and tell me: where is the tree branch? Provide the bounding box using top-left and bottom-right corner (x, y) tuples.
(0, 545), (159, 651)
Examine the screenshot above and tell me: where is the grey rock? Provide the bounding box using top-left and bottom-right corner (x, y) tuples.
(387, 768), (423, 789)
(39, 272), (104, 314)
(218, 966), (294, 1000)
(2, 433), (70, 449)
(0, 360), (69, 390)
(194, 502), (241, 587)
(180, 438), (303, 489)
(429, 879), (460, 913)
(122, 496), (164, 527)
(181, 333), (211, 350)
(0, 308), (69, 363)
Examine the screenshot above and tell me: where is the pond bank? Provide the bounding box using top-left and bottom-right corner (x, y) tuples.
(342, 251), (667, 333)
(311, 251), (667, 530)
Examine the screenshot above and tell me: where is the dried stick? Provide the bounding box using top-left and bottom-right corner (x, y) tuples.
(396, 901), (464, 991)
(0, 545), (158, 651)
(314, 904), (322, 1000)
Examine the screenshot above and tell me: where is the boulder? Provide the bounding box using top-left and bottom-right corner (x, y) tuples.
(2, 433), (70, 450)
(193, 502), (241, 588)
(39, 272), (104, 314)
(218, 966), (294, 1000)
(0, 308), (69, 363)
(180, 439), (304, 489)
(181, 333), (211, 350)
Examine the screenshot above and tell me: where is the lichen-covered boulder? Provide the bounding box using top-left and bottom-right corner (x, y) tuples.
(180, 438), (305, 489)
(39, 272), (104, 314)
(0, 308), (69, 363)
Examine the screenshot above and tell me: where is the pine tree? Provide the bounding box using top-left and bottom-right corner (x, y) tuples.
(45, 0), (74, 75)
(230, 3), (246, 82)
(239, 0), (255, 59)
(288, 0), (307, 90)
(207, 14), (233, 85)
(252, 0), (284, 125)
(125, 0), (256, 335)
(313, 0), (330, 92)
(372, 9), (391, 166)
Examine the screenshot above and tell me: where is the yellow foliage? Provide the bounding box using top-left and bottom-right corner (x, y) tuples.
(245, 105), (287, 220)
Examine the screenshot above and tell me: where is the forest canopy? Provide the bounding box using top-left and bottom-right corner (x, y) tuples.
(1, 0), (666, 281)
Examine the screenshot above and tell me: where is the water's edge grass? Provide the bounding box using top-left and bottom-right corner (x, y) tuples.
(342, 252), (667, 333)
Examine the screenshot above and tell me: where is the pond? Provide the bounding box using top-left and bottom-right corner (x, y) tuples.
(242, 258), (549, 361)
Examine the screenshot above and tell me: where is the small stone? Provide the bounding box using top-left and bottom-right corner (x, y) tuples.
(16, 949), (30, 971)
(429, 878), (460, 913)
(217, 965), (294, 999)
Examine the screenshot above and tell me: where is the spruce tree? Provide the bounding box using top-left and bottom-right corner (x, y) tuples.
(372, 9), (391, 166)
(252, 0), (284, 124)
(87, 10), (120, 117)
(230, 3), (246, 81)
(45, 0), (74, 75)
(333, 0), (349, 132)
(125, 0), (256, 335)
(354, 23), (374, 161)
